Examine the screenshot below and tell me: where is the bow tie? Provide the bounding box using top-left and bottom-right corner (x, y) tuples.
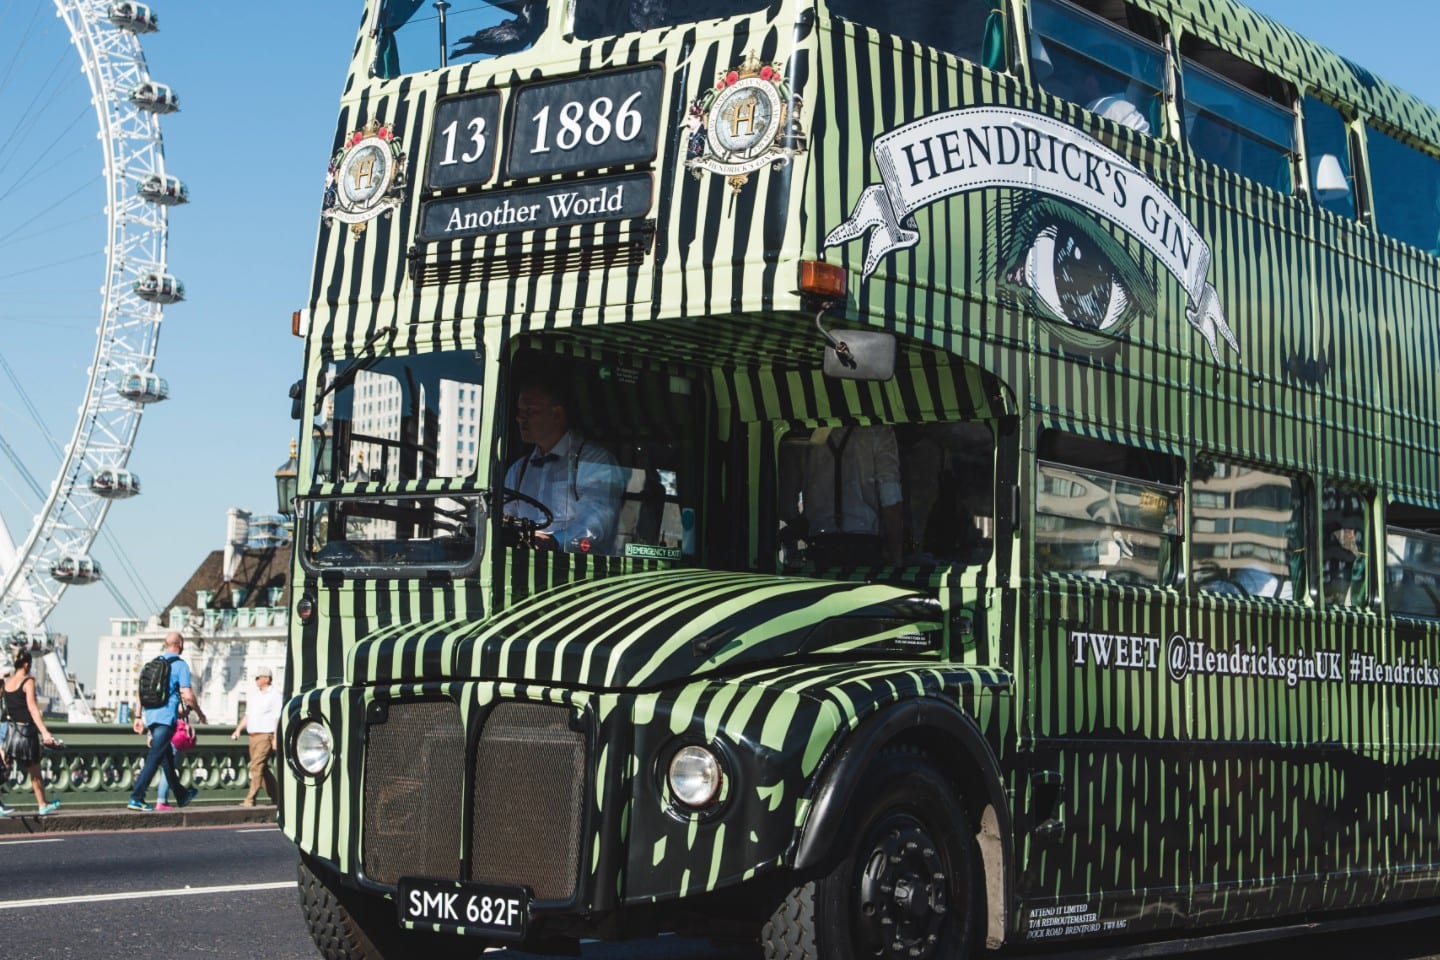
(530, 452), (559, 466)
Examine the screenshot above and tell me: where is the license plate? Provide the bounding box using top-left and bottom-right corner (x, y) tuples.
(396, 877), (529, 939)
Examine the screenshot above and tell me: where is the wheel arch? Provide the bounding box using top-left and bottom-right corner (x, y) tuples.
(790, 697), (1013, 949)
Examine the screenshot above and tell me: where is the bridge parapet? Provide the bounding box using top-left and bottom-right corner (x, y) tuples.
(5, 723), (258, 808)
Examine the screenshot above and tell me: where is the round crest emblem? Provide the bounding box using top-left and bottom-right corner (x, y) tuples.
(684, 53), (807, 194)
(322, 120), (407, 236)
(706, 77), (784, 163)
(336, 139), (394, 209)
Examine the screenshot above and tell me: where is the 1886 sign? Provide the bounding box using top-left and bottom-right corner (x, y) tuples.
(506, 66), (664, 179)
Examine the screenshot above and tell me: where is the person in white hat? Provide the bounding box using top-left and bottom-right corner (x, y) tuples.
(231, 666), (281, 806)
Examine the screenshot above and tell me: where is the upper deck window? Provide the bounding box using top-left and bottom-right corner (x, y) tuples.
(1029, 0), (1166, 138)
(1386, 503), (1440, 620)
(1302, 96), (1358, 219)
(572, 0), (773, 40)
(1179, 38), (1295, 192)
(1366, 125), (1440, 254)
(373, 0), (547, 79)
(826, 0), (1007, 69)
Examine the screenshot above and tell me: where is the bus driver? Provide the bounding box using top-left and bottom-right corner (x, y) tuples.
(504, 376), (624, 554)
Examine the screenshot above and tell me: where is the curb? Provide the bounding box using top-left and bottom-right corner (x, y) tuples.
(0, 803), (277, 835)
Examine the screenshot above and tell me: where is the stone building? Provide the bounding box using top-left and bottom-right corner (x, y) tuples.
(93, 534), (290, 725)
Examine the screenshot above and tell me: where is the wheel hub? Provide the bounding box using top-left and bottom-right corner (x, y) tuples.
(856, 818), (950, 960)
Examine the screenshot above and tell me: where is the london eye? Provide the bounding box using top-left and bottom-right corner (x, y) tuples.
(0, 1), (180, 704)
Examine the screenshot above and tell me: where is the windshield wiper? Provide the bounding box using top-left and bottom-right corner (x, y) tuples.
(313, 325), (397, 417)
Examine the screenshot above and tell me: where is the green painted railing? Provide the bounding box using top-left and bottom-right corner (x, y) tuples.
(4, 723), (266, 808)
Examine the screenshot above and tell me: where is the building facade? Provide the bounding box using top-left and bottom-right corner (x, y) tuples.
(93, 539), (290, 725)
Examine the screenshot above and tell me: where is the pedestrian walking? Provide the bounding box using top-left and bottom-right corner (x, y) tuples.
(154, 708), (195, 811)
(127, 631), (207, 811)
(2, 649), (61, 816)
(0, 661), (12, 815)
(230, 666), (280, 806)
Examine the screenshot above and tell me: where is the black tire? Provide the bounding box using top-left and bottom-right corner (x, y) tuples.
(761, 746), (983, 960)
(297, 855), (479, 960)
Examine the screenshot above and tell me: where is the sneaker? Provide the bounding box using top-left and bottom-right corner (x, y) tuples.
(177, 787), (199, 808)
(0, 802), (12, 816)
(37, 800), (60, 816)
(154, 802), (177, 811)
(126, 799), (153, 812)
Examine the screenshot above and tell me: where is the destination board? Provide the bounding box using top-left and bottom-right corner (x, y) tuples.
(418, 172), (653, 241)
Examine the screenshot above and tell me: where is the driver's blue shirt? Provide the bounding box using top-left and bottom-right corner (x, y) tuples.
(504, 429), (623, 553)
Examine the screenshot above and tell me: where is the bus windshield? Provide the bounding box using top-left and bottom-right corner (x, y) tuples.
(320, 350), (485, 485)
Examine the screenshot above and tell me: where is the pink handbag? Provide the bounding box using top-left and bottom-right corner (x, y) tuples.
(172, 717), (197, 752)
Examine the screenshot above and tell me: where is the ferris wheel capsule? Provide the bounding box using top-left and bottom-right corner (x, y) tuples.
(50, 556), (102, 585)
(137, 174), (188, 205)
(89, 468), (140, 499)
(116, 370), (169, 403)
(133, 273), (184, 303)
(129, 81), (179, 114)
(106, 3), (158, 33)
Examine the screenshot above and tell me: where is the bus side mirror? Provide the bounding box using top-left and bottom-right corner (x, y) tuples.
(822, 330), (897, 381)
(289, 380), (304, 420)
(815, 308), (897, 381)
(1314, 154), (1350, 202)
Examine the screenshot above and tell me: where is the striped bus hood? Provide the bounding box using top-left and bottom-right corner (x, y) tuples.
(351, 569), (943, 689)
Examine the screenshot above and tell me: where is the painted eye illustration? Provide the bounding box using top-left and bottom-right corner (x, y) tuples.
(1000, 197), (1156, 353)
(1018, 222), (1131, 331)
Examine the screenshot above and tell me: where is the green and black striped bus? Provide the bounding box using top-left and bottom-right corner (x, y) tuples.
(282, 0), (1440, 957)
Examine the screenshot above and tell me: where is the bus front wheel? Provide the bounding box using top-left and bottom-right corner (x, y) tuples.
(760, 747), (982, 960)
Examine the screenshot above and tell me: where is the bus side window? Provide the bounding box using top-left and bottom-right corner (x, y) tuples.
(1385, 503), (1440, 620)
(1034, 432), (1182, 587)
(827, 0), (1006, 69)
(1028, 0), (1166, 138)
(1365, 124), (1440, 255)
(1191, 459), (1308, 601)
(777, 422), (994, 569)
(1303, 96), (1358, 219)
(1321, 483), (1370, 609)
(1179, 36), (1296, 193)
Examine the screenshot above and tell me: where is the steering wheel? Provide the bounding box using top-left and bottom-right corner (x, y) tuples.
(496, 487), (556, 548)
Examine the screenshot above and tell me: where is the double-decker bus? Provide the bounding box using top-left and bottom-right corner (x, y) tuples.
(281, 0), (1440, 957)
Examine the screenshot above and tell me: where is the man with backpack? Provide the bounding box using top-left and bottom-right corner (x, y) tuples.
(127, 631), (208, 812)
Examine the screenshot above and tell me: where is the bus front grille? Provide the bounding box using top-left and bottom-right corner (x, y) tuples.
(362, 700), (465, 885)
(469, 702), (587, 901)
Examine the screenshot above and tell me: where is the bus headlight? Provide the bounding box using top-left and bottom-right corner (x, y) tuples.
(293, 719), (333, 776)
(668, 744), (723, 809)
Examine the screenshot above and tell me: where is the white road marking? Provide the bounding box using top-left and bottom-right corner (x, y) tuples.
(0, 837), (65, 845)
(237, 827), (278, 833)
(0, 880), (296, 909)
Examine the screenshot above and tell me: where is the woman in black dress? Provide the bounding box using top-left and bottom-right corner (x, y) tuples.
(2, 649), (61, 815)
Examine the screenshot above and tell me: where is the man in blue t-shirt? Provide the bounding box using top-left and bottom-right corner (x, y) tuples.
(127, 631), (209, 812)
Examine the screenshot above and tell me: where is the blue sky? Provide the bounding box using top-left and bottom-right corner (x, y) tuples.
(0, 3), (359, 690)
(4, 0), (1434, 692)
